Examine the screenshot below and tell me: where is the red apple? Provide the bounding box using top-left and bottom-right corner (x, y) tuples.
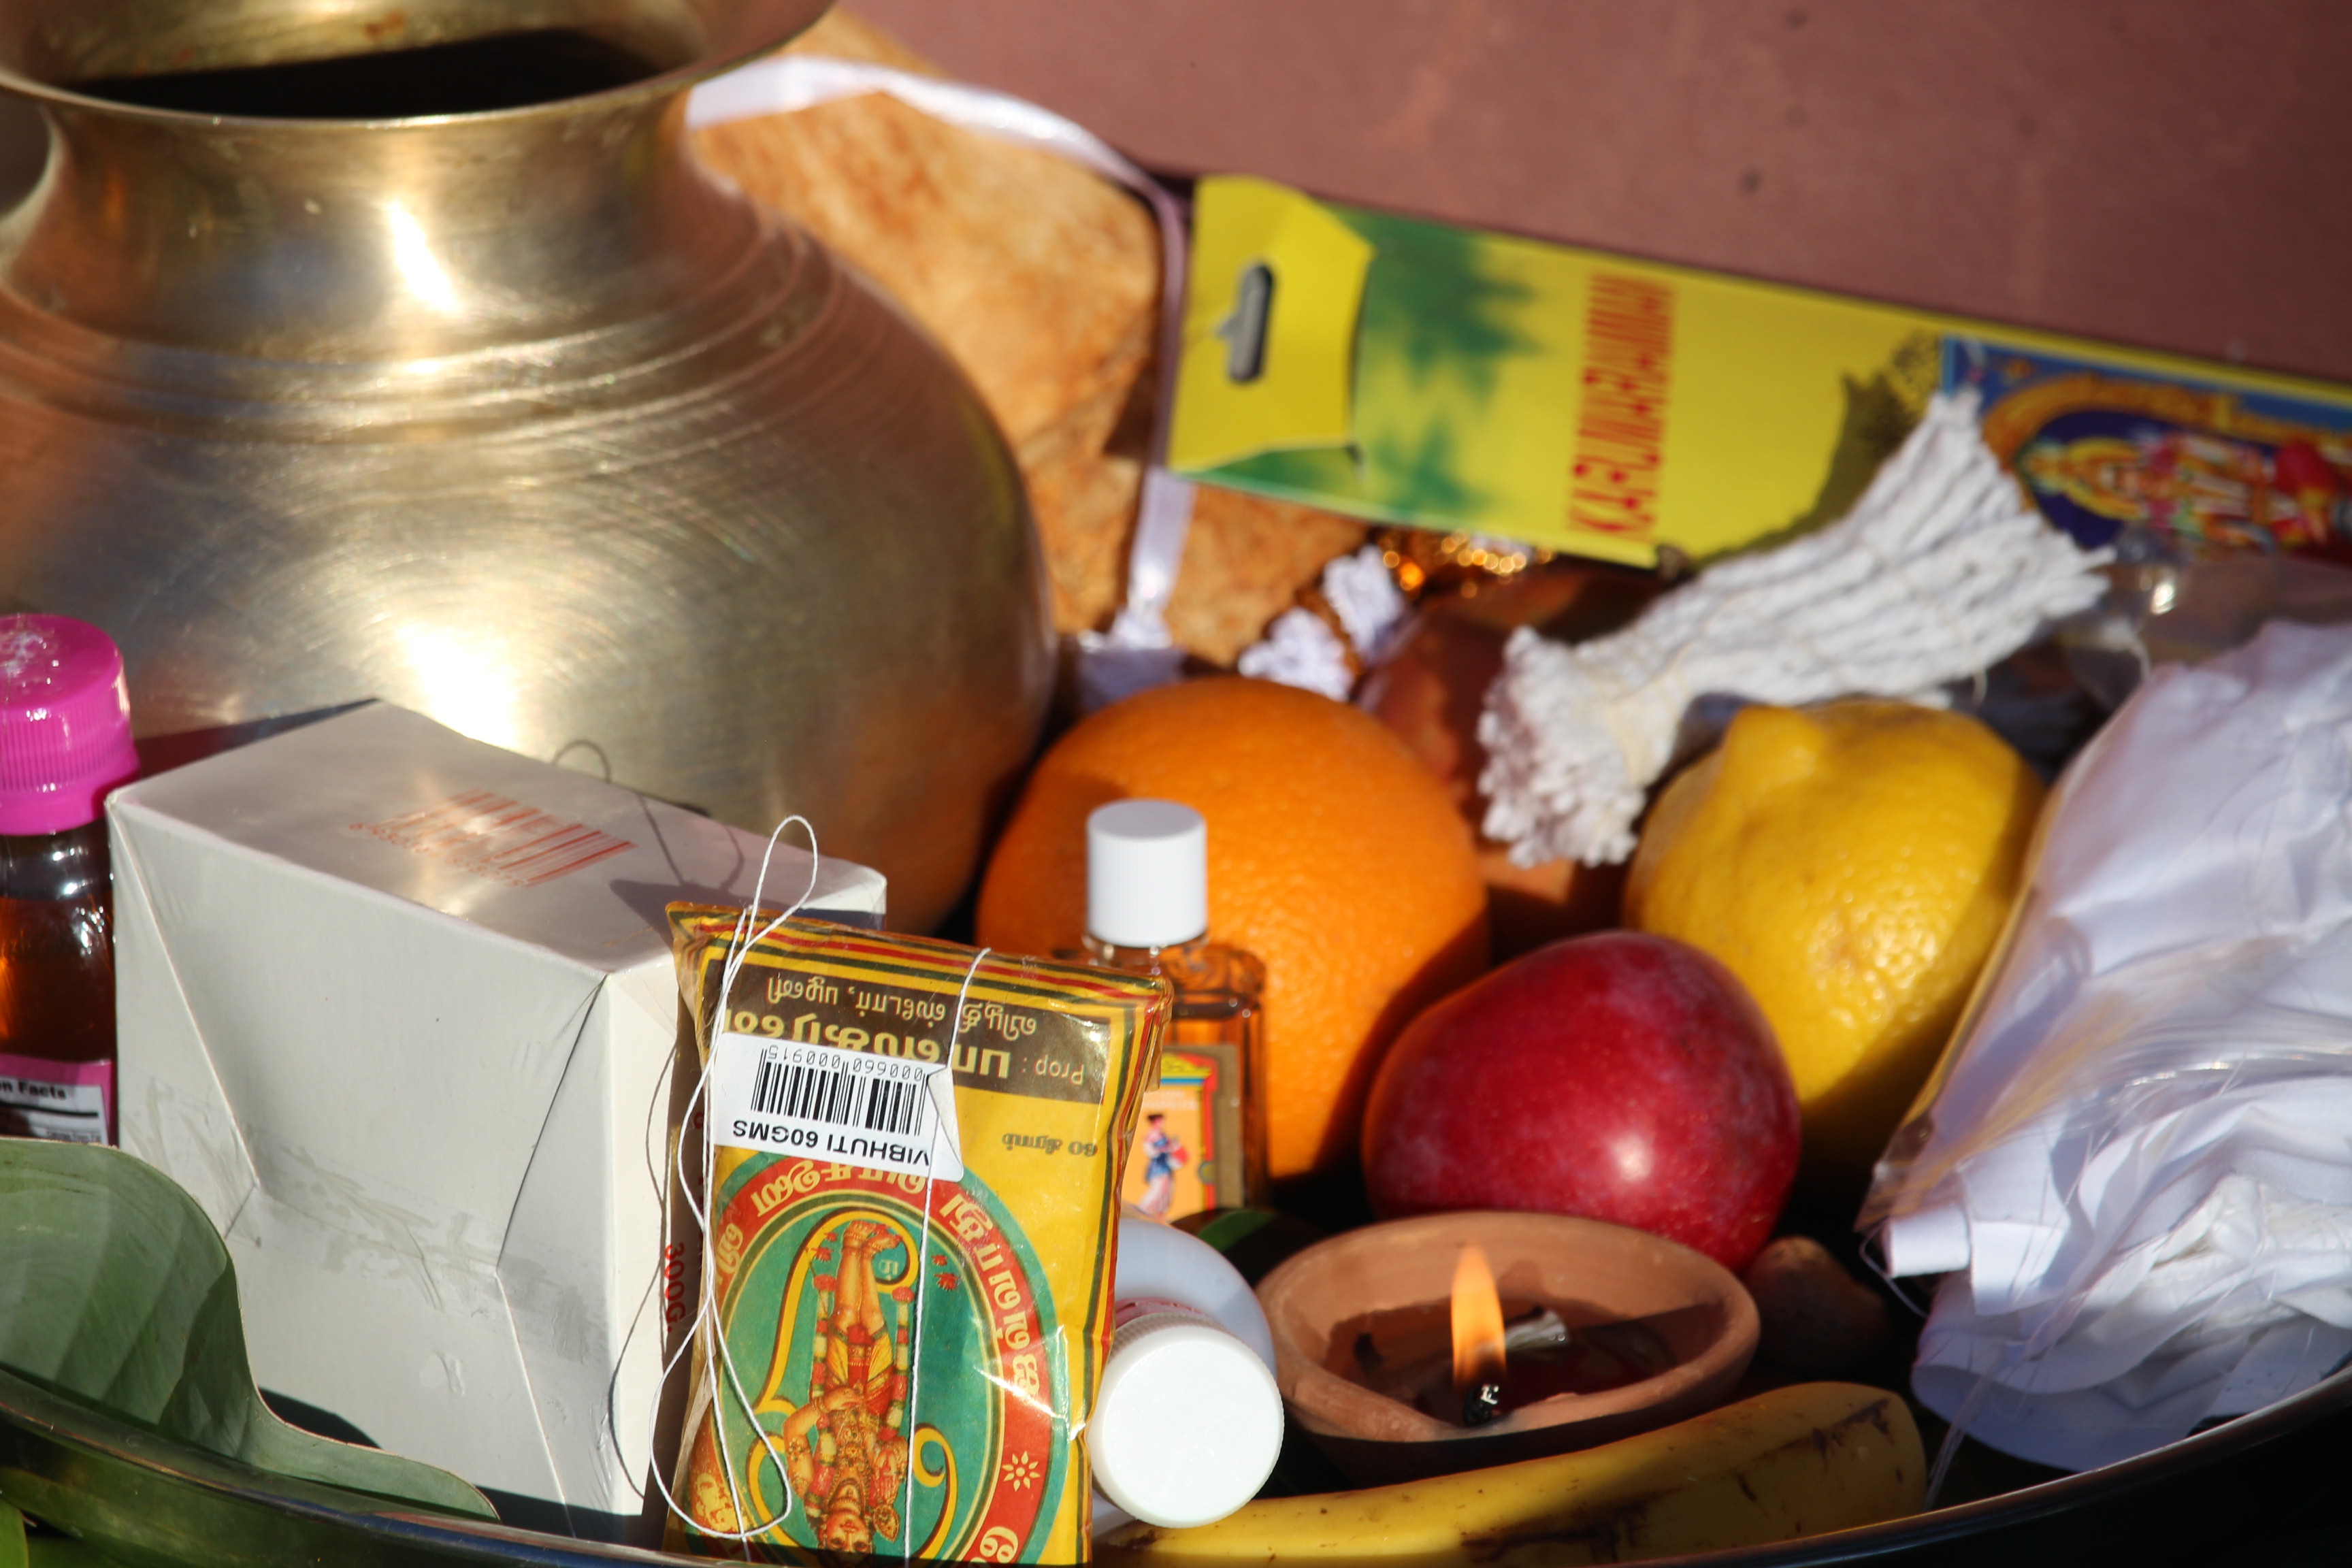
(1360, 931), (1799, 1271)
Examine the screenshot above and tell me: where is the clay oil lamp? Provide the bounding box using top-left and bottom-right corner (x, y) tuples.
(1256, 1211), (1758, 1485)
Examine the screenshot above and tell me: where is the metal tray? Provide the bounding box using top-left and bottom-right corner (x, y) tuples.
(5, 1351), (2349, 1567)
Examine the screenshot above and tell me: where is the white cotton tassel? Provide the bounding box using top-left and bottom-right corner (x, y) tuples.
(1321, 544), (1411, 664)
(1237, 608), (1355, 698)
(1236, 544), (1411, 699)
(1478, 390), (2111, 868)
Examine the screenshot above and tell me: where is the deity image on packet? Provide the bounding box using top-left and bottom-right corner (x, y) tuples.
(664, 910), (1171, 1565)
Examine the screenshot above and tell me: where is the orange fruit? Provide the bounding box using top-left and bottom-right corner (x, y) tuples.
(977, 677), (1489, 1181)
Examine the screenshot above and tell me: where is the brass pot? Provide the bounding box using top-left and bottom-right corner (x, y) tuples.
(0, 0), (1051, 930)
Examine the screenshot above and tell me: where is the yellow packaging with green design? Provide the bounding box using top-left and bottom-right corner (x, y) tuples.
(664, 910), (1169, 1565)
(1170, 175), (2352, 569)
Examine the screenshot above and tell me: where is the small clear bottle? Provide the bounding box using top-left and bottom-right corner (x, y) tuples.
(0, 615), (138, 1145)
(1077, 800), (1268, 1220)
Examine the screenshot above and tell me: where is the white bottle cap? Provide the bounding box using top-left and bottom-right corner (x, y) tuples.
(1086, 799), (1208, 949)
(1086, 1309), (1284, 1529)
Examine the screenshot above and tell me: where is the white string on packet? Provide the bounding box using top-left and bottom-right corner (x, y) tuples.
(1477, 389), (2113, 867)
(689, 56), (1198, 714)
(624, 812), (989, 1557)
(640, 817), (822, 1546)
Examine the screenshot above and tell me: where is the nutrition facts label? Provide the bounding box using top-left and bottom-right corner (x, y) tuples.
(0, 1053), (111, 1144)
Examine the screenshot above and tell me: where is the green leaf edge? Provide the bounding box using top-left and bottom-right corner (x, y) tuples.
(0, 1140), (493, 1523)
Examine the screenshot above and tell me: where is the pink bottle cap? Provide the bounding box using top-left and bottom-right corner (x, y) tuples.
(0, 615), (140, 836)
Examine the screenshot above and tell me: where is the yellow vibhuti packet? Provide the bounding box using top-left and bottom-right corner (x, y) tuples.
(664, 909), (1169, 1565)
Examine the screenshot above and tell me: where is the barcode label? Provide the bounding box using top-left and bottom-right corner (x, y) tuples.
(709, 1032), (962, 1181)
(749, 1055), (928, 1137)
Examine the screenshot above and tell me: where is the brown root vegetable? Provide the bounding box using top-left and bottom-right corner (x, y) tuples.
(1360, 564), (1659, 957)
(1742, 1236), (1891, 1377)
(1478, 843), (1628, 960)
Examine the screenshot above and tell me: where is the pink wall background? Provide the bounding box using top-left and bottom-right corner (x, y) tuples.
(858, 0), (2352, 385)
(0, 3), (2338, 382)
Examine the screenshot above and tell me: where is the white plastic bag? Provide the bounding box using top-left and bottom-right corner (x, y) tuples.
(1865, 619), (2352, 1471)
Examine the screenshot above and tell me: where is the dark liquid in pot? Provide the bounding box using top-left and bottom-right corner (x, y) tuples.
(71, 30), (664, 118)
(1331, 1297), (1681, 1426)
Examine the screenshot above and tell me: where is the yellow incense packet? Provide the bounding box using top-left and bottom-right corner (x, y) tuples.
(665, 910), (1169, 1565)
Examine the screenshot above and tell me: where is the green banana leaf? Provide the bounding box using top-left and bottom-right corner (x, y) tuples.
(0, 1138), (493, 1525)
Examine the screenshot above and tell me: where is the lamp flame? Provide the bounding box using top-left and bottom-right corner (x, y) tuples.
(1450, 1243), (1507, 1390)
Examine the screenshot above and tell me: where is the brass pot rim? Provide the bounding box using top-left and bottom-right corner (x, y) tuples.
(0, 0), (828, 131)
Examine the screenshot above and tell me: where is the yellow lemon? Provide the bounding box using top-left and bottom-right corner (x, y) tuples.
(1624, 700), (2044, 1177)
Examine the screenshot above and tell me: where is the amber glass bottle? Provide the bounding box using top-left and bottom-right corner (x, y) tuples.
(1077, 800), (1267, 1220)
(0, 615), (137, 1144)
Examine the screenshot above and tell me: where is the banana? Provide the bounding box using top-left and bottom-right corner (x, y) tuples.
(1096, 1381), (1923, 1568)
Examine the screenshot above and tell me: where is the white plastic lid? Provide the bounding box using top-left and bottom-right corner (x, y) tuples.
(1086, 799), (1208, 948)
(1087, 1312), (1284, 1529)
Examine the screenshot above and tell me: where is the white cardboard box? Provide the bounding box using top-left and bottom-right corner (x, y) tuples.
(112, 704), (885, 1537)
